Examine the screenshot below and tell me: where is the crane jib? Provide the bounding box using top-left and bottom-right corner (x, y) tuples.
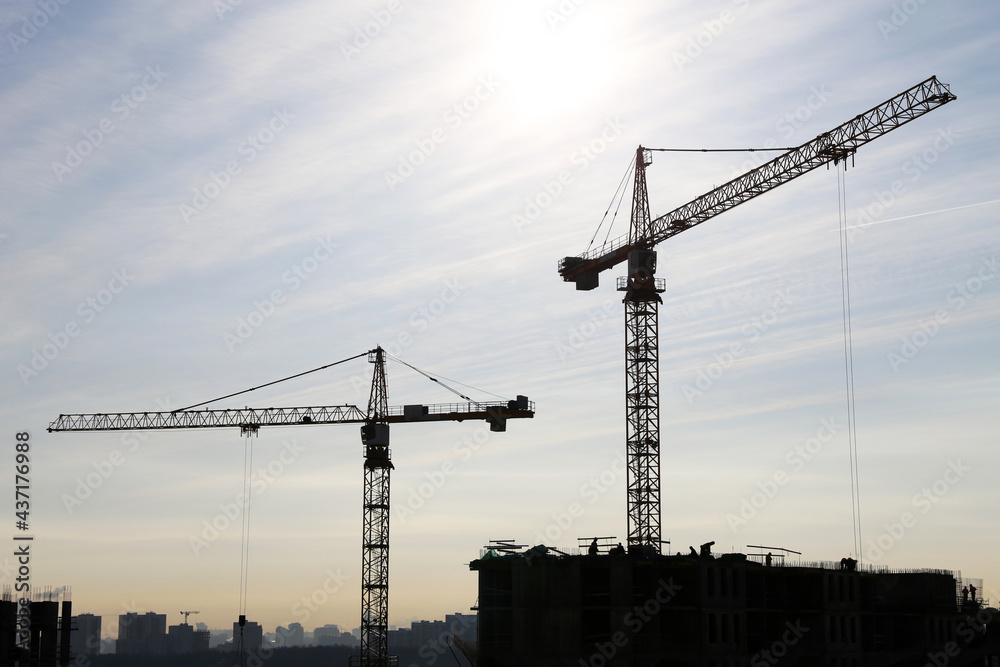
(558, 75), (955, 290)
(47, 399), (535, 432)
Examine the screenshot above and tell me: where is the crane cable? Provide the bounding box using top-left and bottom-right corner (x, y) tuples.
(646, 146), (798, 153)
(585, 147), (802, 256)
(586, 154), (635, 255)
(236, 431), (254, 667)
(384, 352), (507, 405)
(175, 351), (370, 412)
(836, 166), (864, 565)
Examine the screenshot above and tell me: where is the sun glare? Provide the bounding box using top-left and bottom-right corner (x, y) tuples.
(487, 4), (613, 120)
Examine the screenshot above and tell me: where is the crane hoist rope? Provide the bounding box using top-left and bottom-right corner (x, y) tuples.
(236, 432), (253, 667)
(835, 167), (863, 564)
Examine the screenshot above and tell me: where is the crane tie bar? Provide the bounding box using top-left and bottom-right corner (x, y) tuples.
(174, 350), (372, 412)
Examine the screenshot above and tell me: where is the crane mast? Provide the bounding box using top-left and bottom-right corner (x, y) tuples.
(360, 347), (392, 667)
(620, 147), (665, 552)
(559, 76), (955, 555)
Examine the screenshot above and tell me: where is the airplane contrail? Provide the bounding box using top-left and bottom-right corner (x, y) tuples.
(835, 198), (1000, 231)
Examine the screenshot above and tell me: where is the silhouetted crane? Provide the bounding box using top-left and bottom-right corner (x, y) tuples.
(50, 346), (534, 667)
(559, 76), (955, 554)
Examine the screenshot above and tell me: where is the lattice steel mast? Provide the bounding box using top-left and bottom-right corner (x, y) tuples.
(619, 146), (665, 551)
(559, 76), (955, 555)
(360, 347), (392, 667)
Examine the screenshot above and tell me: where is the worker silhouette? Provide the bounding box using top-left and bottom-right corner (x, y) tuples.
(588, 538), (598, 556)
(766, 552), (772, 567)
(970, 584), (977, 602)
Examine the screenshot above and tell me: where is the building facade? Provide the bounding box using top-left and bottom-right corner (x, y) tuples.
(117, 611), (167, 655)
(70, 613), (102, 657)
(471, 547), (979, 666)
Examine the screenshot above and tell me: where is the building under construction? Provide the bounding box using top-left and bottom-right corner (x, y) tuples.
(470, 543), (996, 666)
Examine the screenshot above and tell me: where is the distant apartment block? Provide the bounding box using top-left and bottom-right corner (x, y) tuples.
(167, 622), (210, 653)
(314, 623), (358, 647)
(388, 612), (477, 650)
(117, 611), (167, 655)
(275, 621), (304, 646)
(234, 619), (263, 654)
(71, 613), (102, 657)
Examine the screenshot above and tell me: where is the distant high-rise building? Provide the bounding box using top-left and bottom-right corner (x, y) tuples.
(168, 622), (210, 654)
(313, 623), (341, 646)
(445, 613), (477, 643)
(117, 612), (167, 655)
(70, 613), (102, 657)
(233, 619), (263, 654)
(275, 622), (304, 647)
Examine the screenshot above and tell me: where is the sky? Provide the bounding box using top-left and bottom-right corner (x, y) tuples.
(1, 0), (998, 641)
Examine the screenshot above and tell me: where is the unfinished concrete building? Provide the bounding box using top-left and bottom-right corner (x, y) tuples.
(470, 544), (992, 666)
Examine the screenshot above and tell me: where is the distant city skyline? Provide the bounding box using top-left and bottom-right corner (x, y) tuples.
(61, 604), (472, 648)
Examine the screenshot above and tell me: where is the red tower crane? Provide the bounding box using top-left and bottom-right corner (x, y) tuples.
(558, 76), (955, 554)
(49, 346), (534, 667)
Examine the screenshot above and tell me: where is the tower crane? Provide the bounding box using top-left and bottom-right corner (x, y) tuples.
(49, 346), (534, 667)
(558, 76), (955, 554)
(179, 610), (200, 624)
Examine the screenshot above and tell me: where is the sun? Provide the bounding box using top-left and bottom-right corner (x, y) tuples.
(486, 3), (614, 120)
